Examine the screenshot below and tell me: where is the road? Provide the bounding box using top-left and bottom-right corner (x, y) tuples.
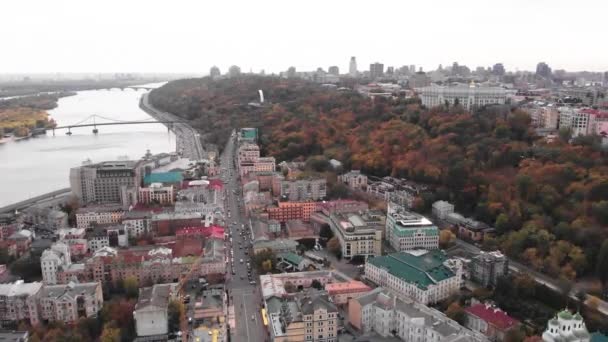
(451, 239), (608, 316)
(140, 92), (204, 160)
(219, 132), (268, 342)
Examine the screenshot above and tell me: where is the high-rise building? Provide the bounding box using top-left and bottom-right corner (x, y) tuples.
(470, 251), (508, 287)
(349, 57), (358, 77)
(286, 66), (296, 78)
(369, 62), (384, 79)
(228, 65), (241, 77)
(70, 161), (142, 205)
(536, 62), (552, 78)
(492, 63), (505, 76)
(328, 66), (339, 75)
(409, 65), (416, 74)
(209, 66), (220, 78)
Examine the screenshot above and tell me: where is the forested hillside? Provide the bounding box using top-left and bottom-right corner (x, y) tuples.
(149, 76), (608, 280)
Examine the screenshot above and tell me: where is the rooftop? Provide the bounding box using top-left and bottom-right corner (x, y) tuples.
(143, 171), (183, 185)
(40, 281), (99, 299)
(0, 281), (42, 297)
(465, 304), (519, 330)
(135, 283), (178, 311)
(367, 250), (455, 290)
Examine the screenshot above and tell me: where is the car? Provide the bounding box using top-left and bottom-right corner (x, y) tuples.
(251, 315), (255, 321)
(240, 259), (244, 263)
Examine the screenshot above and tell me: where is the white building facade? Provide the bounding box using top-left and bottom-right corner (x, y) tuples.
(417, 84), (507, 110)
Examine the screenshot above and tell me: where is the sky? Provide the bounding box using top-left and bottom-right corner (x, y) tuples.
(1, 0), (607, 74)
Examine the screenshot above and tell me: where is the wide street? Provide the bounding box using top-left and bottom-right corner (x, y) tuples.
(220, 132), (268, 342)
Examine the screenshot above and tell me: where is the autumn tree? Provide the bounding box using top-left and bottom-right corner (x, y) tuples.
(445, 302), (466, 325)
(439, 230), (456, 249)
(327, 237), (341, 258)
(100, 321), (121, 342)
(168, 299), (185, 333)
(597, 240), (608, 294)
(123, 276), (139, 299)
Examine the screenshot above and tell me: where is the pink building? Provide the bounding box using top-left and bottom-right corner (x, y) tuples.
(176, 225), (225, 240)
(326, 281), (371, 305)
(465, 303), (519, 341)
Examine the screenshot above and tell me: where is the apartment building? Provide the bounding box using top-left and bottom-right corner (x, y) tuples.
(432, 200), (454, 220)
(348, 287), (489, 341)
(268, 293), (339, 342)
(364, 250), (463, 305)
(325, 281), (371, 305)
(386, 202), (439, 252)
(559, 107), (608, 137)
(57, 228), (88, 256)
(121, 210), (153, 237)
(237, 143), (260, 164)
(267, 201), (318, 223)
(134, 283), (179, 338)
(41, 242), (72, 285)
(280, 178), (327, 201)
(75, 205), (124, 229)
(138, 183), (175, 205)
(0, 281), (42, 325)
(416, 83), (507, 110)
(70, 160), (142, 205)
(470, 251), (509, 287)
(338, 170), (368, 191)
(38, 282), (103, 323)
(200, 238), (226, 276)
(315, 210), (384, 259)
(0, 280), (103, 325)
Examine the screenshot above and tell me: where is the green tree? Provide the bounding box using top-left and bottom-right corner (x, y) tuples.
(591, 201), (608, 225)
(327, 237), (341, 257)
(168, 299), (185, 333)
(311, 279), (322, 290)
(123, 276), (139, 299)
(100, 322), (121, 342)
(495, 213), (510, 234)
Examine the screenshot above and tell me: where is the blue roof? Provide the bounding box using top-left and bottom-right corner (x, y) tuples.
(143, 172), (183, 185)
(592, 333), (608, 342)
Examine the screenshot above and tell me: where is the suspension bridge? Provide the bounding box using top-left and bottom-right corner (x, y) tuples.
(51, 114), (184, 136)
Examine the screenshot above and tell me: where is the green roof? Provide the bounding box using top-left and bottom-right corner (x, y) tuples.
(241, 128), (257, 139)
(278, 252), (303, 265)
(558, 310), (573, 320)
(144, 172), (183, 185)
(393, 225), (439, 237)
(367, 250), (455, 290)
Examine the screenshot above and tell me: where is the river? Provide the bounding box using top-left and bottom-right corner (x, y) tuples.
(0, 84), (175, 207)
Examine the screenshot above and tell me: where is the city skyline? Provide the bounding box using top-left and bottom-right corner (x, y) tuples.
(1, 0), (608, 73)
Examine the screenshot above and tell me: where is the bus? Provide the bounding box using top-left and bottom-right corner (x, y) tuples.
(261, 308), (268, 326)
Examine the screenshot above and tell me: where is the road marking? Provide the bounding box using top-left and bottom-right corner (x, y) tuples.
(242, 292), (250, 342)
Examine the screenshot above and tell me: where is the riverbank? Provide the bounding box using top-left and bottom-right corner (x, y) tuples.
(139, 92), (204, 160)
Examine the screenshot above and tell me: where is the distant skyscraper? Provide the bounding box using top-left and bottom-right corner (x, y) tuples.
(536, 62), (552, 78)
(369, 62), (384, 79)
(209, 66), (221, 78)
(349, 57), (358, 77)
(492, 63), (505, 76)
(328, 66), (339, 75)
(386, 66), (394, 75)
(286, 66), (296, 78)
(228, 65), (241, 77)
(409, 65), (416, 74)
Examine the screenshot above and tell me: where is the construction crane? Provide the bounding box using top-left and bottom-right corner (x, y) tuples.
(176, 253), (205, 340)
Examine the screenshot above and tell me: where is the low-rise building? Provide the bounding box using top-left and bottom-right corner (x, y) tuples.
(465, 303), (519, 341)
(315, 210), (384, 259)
(280, 178), (327, 201)
(348, 287), (488, 341)
(325, 281), (371, 305)
(470, 251), (508, 287)
(0, 330), (29, 342)
(267, 201), (318, 223)
(277, 253), (314, 272)
(259, 271), (336, 299)
(138, 183), (175, 206)
(417, 83), (507, 110)
(267, 293), (339, 342)
(0, 281), (42, 325)
(364, 250), (463, 305)
(542, 309), (590, 342)
(200, 238), (226, 276)
(386, 202), (439, 252)
(41, 242), (72, 285)
(432, 200), (454, 220)
(134, 283), (178, 338)
(76, 205), (124, 229)
(38, 281), (103, 323)
(338, 170), (368, 191)
(253, 239), (299, 255)
(121, 210), (153, 237)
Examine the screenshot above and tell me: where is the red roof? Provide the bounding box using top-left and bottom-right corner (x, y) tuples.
(208, 179), (224, 190)
(580, 108), (608, 118)
(465, 304), (519, 331)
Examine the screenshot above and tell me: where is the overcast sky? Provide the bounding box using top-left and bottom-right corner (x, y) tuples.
(1, 0), (606, 74)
